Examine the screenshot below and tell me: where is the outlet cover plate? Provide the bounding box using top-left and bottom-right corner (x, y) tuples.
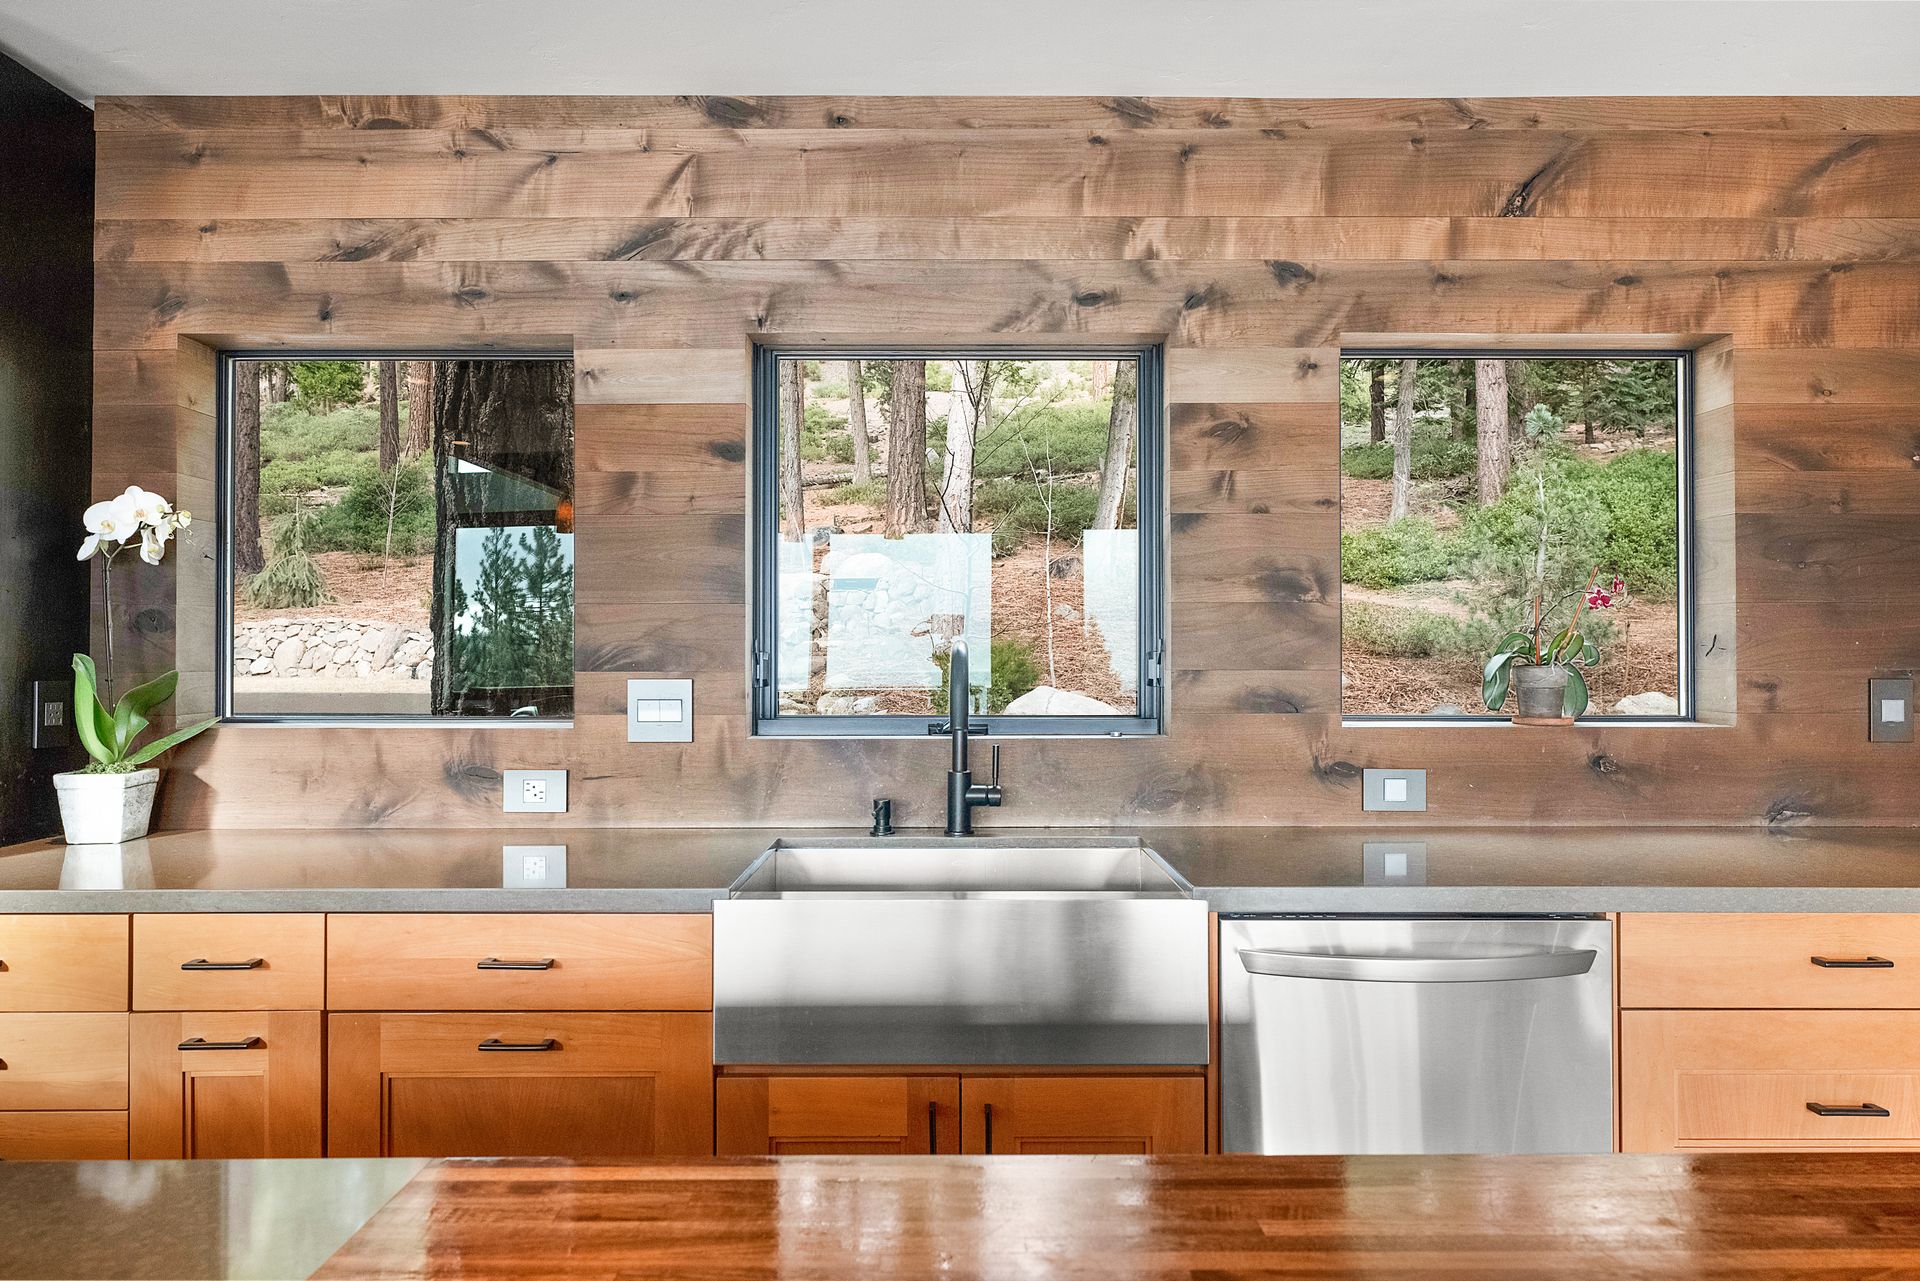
(502, 844), (568, 888)
(628, 678), (694, 743)
(31, 679), (72, 750)
(1870, 677), (1914, 742)
(503, 769), (568, 813)
(1363, 841), (1429, 886)
(1362, 768), (1427, 812)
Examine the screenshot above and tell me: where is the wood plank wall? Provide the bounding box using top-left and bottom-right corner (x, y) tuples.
(89, 95), (1920, 829)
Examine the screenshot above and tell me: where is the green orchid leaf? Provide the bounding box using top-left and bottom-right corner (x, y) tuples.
(1580, 638), (1600, 666)
(116, 669), (178, 721)
(111, 698), (149, 758)
(1494, 631), (1532, 655)
(1563, 666), (1591, 718)
(70, 654), (117, 766)
(1483, 650), (1522, 711)
(123, 718), (217, 768)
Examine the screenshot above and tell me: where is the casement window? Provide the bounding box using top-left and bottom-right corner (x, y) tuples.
(1339, 349), (1692, 722)
(219, 353), (574, 722)
(751, 348), (1166, 736)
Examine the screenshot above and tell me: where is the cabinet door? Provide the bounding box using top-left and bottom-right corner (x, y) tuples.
(717, 1075), (960, 1155)
(328, 1011), (713, 1158)
(129, 1012), (322, 1158)
(961, 1076), (1205, 1155)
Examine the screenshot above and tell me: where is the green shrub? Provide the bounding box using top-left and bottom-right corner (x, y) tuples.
(308, 459), (436, 556)
(799, 403), (853, 463)
(288, 360), (366, 412)
(1459, 446), (1678, 598)
(976, 478), (1102, 555)
(1340, 431), (1477, 481)
(1340, 517), (1460, 588)
(974, 403), (1116, 478)
(931, 637), (1043, 714)
(1342, 602), (1475, 658)
(820, 479), (887, 507)
(246, 506), (330, 609)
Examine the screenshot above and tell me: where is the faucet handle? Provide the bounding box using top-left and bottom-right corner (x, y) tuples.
(989, 745), (1001, 786)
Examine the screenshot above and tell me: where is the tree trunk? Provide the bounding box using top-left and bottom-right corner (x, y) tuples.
(1582, 364), (1597, 444)
(1093, 360), (1138, 530)
(264, 362), (290, 405)
(1388, 358), (1417, 522)
(885, 360), (927, 538)
(377, 360), (401, 471)
(1091, 360), (1111, 399)
(937, 360), (987, 533)
(1368, 362), (1386, 443)
(232, 364), (264, 579)
(404, 360), (432, 460)
(1474, 358), (1511, 507)
(429, 360), (575, 716)
(777, 360), (806, 539)
(1459, 369), (1475, 441)
(845, 358), (871, 485)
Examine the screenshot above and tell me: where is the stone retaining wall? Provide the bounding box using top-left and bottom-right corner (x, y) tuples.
(234, 619), (433, 681)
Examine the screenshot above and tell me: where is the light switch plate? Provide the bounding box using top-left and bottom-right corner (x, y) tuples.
(502, 769), (568, 813)
(628, 678), (694, 743)
(1363, 841), (1429, 886)
(1870, 677), (1914, 742)
(502, 844), (568, 888)
(1362, 768), (1427, 812)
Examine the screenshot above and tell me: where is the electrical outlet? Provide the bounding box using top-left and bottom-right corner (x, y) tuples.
(1870, 678), (1914, 743)
(1363, 841), (1429, 886)
(1362, 768), (1427, 812)
(31, 679), (72, 750)
(502, 769), (567, 813)
(502, 844), (567, 888)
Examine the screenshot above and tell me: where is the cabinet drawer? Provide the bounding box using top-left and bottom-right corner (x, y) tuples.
(0, 1013), (128, 1111)
(0, 1110), (128, 1160)
(1622, 1009), (1920, 1151)
(134, 915), (325, 1010)
(0, 915), (128, 1011)
(327, 1011), (713, 1158)
(327, 914), (711, 1011)
(1621, 913), (1920, 1009)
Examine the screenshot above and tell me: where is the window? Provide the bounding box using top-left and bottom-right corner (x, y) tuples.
(1339, 350), (1690, 721)
(220, 354), (574, 721)
(752, 349), (1165, 736)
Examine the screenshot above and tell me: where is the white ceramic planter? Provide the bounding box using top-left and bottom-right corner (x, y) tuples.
(53, 768), (159, 844)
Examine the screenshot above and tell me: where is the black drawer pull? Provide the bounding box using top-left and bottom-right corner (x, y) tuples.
(181, 958), (264, 971)
(478, 1038), (558, 1052)
(178, 1036), (263, 1051)
(1811, 956), (1894, 968)
(477, 957), (555, 970)
(1807, 1101), (1891, 1117)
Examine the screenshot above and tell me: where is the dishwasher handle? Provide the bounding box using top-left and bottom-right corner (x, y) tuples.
(1238, 946), (1598, 983)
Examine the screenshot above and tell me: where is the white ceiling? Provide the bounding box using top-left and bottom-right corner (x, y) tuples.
(2, 0), (1917, 106)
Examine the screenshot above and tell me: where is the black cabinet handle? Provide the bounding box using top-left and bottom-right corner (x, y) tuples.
(477, 958), (555, 970)
(983, 1102), (994, 1154)
(927, 1100), (937, 1154)
(1811, 956), (1894, 968)
(1807, 1101), (1890, 1117)
(477, 1037), (558, 1052)
(181, 958), (264, 971)
(178, 1036), (263, 1051)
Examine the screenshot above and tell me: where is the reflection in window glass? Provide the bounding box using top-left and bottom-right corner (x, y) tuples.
(225, 357), (574, 718)
(765, 356), (1148, 723)
(1338, 354), (1685, 718)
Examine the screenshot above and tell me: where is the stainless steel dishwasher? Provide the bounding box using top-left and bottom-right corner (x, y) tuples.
(1220, 917), (1614, 1154)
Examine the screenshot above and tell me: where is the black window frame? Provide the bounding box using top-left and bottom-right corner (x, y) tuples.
(750, 344), (1168, 738)
(214, 348), (577, 727)
(1337, 345), (1696, 726)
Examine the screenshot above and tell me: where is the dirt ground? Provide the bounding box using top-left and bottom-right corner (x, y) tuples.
(794, 482), (1132, 715)
(234, 552), (432, 627)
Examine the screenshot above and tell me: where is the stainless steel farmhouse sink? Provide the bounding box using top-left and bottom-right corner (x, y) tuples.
(712, 837), (1210, 1066)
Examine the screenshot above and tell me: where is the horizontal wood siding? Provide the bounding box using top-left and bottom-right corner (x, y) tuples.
(89, 95), (1920, 828)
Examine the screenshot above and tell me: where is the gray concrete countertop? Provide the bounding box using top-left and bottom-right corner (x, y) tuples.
(5, 825), (1920, 914)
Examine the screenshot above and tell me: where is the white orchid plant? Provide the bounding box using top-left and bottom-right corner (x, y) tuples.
(72, 486), (215, 774)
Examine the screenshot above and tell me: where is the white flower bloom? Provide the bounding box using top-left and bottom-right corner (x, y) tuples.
(172, 510), (193, 531)
(77, 534), (101, 560)
(138, 525), (168, 565)
(121, 487), (172, 528)
(83, 498), (135, 545)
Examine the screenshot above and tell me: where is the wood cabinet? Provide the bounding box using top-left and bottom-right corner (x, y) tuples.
(1622, 1009), (1920, 1151)
(718, 1075), (959, 1155)
(961, 1076), (1205, 1155)
(327, 914), (712, 1012)
(129, 1011), (323, 1158)
(717, 1072), (1206, 1156)
(0, 1012), (127, 1111)
(134, 913), (325, 1011)
(0, 1110), (128, 1160)
(0, 914), (128, 1011)
(328, 1011), (713, 1158)
(1621, 913), (1920, 1009)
